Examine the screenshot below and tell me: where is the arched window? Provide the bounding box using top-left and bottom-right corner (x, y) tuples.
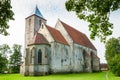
(38, 49), (42, 64)
(83, 50), (88, 70)
(90, 52), (94, 70)
(83, 50), (86, 62)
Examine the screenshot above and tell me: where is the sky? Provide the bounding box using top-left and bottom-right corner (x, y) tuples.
(0, 0), (120, 63)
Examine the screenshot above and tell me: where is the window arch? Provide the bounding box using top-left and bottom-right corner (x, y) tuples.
(38, 49), (42, 64)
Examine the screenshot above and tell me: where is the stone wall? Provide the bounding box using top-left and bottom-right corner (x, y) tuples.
(50, 42), (71, 73)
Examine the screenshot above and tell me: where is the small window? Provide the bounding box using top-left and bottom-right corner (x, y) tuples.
(41, 24), (44, 29)
(38, 49), (42, 64)
(39, 20), (41, 26)
(29, 19), (31, 26)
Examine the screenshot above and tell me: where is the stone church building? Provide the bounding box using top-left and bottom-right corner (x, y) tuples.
(20, 6), (100, 76)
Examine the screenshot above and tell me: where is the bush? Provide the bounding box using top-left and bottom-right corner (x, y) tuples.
(105, 37), (120, 76)
(109, 55), (120, 76)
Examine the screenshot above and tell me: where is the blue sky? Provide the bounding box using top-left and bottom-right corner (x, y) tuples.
(0, 0), (120, 63)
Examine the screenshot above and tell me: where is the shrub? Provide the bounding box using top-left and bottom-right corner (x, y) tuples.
(105, 37), (120, 76)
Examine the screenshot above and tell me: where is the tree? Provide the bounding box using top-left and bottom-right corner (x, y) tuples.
(0, 44), (11, 58)
(0, 53), (8, 73)
(0, 0), (14, 36)
(65, 0), (120, 42)
(105, 37), (120, 76)
(9, 44), (22, 73)
(0, 44), (11, 73)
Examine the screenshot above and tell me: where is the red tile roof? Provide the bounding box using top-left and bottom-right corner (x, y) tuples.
(60, 21), (96, 50)
(46, 25), (69, 45)
(30, 33), (49, 45)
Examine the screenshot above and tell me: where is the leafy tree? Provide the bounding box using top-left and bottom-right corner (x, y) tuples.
(0, 44), (11, 73)
(0, 44), (11, 58)
(65, 0), (120, 42)
(9, 44), (22, 73)
(105, 37), (120, 76)
(0, 53), (8, 73)
(0, 0), (14, 35)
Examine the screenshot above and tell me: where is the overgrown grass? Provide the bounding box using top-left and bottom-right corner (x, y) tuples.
(0, 71), (120, 80)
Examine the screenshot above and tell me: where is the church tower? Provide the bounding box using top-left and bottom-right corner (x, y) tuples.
(21, 6), (48, 76)
(25, 6), (46, 48)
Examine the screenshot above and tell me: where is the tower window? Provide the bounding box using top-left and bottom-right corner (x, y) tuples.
(41, 24), (44, 29)
(39, 20), (41, 26)
(29, 19), (31, 26)
(38, 49), (42, 64)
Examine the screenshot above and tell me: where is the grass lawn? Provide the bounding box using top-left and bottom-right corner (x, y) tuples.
(0, 71), (120, 80)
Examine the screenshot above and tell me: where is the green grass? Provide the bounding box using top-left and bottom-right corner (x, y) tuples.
(0, 71), (120, 80)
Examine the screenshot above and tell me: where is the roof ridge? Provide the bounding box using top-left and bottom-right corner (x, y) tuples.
(60, 20), (85, 35)
(46, 25), (60, 32)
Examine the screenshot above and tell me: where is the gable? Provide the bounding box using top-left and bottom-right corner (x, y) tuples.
(38, 24), (55, 43)
(46, 25), (69, 45)
(60, 20), (96, 51)
(55, 19), (73, 44)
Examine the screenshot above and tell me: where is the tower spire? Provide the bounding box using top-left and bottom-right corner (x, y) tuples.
(35, 5), (44, 18)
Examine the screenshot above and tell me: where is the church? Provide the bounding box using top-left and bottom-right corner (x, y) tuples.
(20, 6), (100, 76)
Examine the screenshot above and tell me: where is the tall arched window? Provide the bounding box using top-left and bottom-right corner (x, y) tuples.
(38, 49), (42, 64)
(90, 52), (94, 70)
(83, 50), (86, 61)
(83, 50), (86, 69)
